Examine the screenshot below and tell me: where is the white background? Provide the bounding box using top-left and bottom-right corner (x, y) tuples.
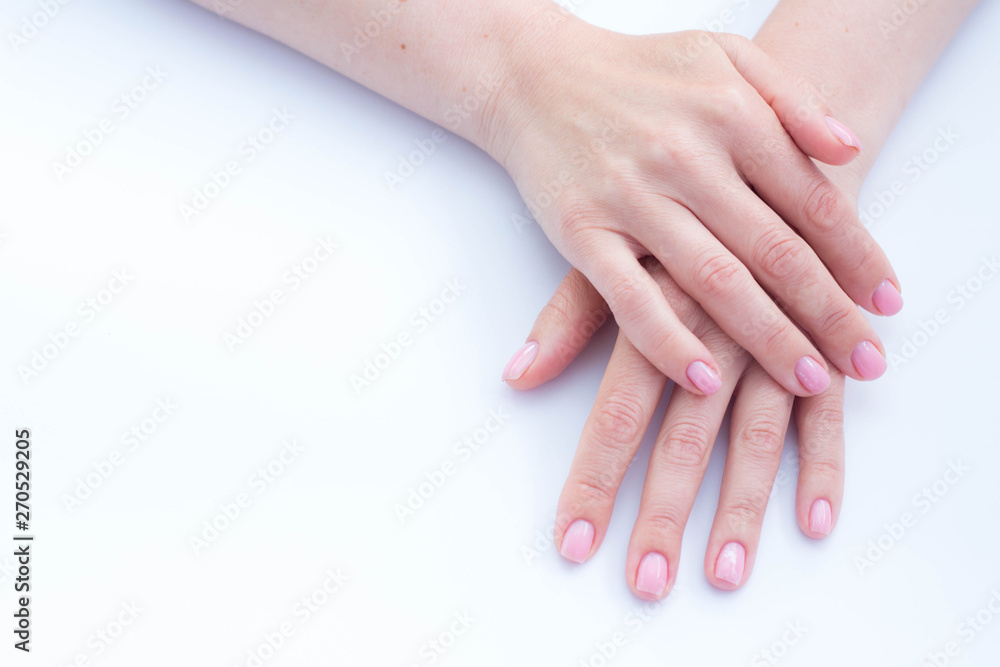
(2, 0), (999, 665)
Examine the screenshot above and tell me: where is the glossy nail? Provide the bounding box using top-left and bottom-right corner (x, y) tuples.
(502, 341), (538, 382)
(795, 356), (831, 394)
(851, 340), (887, 380)
(686, 360), (722, 395)
(824, 116), (861, 151)
(560, 519), (595, 564)
(635, 552), (668, 599)
(872, 279), (903, 316)
(715, 542), (746, 586)
(809, 499), (832, 536)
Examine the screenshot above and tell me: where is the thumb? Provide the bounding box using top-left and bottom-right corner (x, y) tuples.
(502, 268), (611, 390)
(711, 32), (861, 166)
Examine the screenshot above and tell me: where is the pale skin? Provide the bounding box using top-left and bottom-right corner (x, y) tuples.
(183, 0), (980, 595)
(509, 0), (980, 596)
(194, 0), (902, 398)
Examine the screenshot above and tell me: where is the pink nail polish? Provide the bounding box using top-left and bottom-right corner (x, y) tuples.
(851, 340), (887, 380)
(809, 499), (832, 536)
(824, 116), (861, 151)
(560, 519), (595, 564)
(872, 279), (903, 316)
(794, 356), (831, 394)
(502, 341), (538, 382)
(686, 360), (722, 395)
(715, 542), (746, 586)
(635, 552), (668, 598)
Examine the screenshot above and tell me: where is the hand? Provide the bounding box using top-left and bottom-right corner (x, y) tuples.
(490, 21), (897, 397)
(508, 262), (845, 596)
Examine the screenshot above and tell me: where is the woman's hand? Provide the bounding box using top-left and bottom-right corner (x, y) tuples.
(508, 263), (845, 596)
(490, 20), (897, 397)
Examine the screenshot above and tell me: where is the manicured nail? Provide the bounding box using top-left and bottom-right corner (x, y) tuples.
(502, 341), (538, 382)
(635, 552), (668, 599)
(560, 519), (595, 564)
(872, 279), (903, 316)
(851, 340), (887, 380)
(686, 360), (722, 395)
(824, 116), (861, 151)
(809, 499), (832, 536)
(795, 356), (831, 394)
(714, 542), (746, 587)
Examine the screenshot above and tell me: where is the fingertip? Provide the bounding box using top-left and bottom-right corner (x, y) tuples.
(559, 519), (596, 564)
(710, 541), (747, 590)
(805, 498), (833, 539)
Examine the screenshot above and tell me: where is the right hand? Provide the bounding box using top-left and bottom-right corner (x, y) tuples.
(490, 20), (898, 396)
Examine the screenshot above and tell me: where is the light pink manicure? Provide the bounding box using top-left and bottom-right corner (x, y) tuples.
(851, 340), (887, 380)
(795, 356), (831, 394)
(560, 519), (595, 564)
(501, 341), (538, 382)
(635, 552), (668, 599)
(686, 360), (722, 395)
(809, 499), (832, 536)
(824, 116), (861, 151)
(715, 542), (746, 586)
(872, 279), (903, 316)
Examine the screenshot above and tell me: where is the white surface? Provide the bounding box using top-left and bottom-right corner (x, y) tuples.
(2, 0), (999, 664)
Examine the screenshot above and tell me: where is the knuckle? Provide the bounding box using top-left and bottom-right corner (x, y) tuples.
(803, 455), (844, 480)
(606, 269), (652, 321)
(569, 469), (617, 507)
(693, 249), (745, 300)
(725, 492), (768, 529)
(642, 506), (687, 537)
(803, 179), (847, 233)
(662, 416), (714, 467)
(752, 230), (810, 285)
(815, 303), (857, 340)
(737, 413), (787, 458)
(591, 392), (647, 447)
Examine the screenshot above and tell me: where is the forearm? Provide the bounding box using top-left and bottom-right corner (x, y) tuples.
(753, 0), (979, 191)
(186, 0), (556, 151)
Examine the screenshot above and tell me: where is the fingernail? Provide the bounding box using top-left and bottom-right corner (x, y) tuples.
(560, 519), (595, 564)
(795, 356), (831, 394)
(809, 499), (832, 536)
(872, 279), (903, 316)
(635, 552), (668, 599)
(502, 341), (539, 382)
(686, 360), (722, 395)
(851, 340), (887, 380)
(714, 542), (746, 587)
(824, 116), (861, 151)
